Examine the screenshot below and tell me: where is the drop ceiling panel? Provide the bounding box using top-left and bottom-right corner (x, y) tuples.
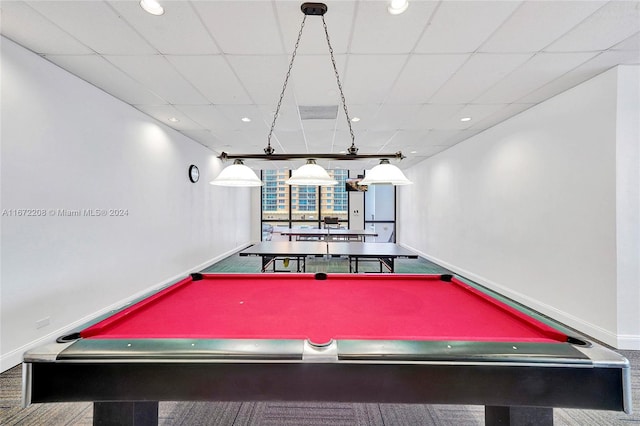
(227, 55), (291, 104)
(476, 52), (598, 104)
(439, 104), (508, 130)
(258, 104), (302, 132)
(105, 55), (209, 105)
(2, 0), (636, 168)
(415, 1), (521, 53)
(290, 54), (347, 105)
(350, 1), (438, 54)
(108, 1), (218, 55)
(175, 105), (240, 132)
(193, 1), (283, 55)
(179, 130), (223, 150)
(546, 1), (640, 52)
(343, 55), (408, 104)
(212, 105), (267, 132)
(275, 1), (354, 55)
(134, 105), (203, 130)
(403, 104), (465, 130)
(480, 1), (606, 53)
(44, 55), (166, 105)
(334, 104), (381, 131)
(300, 119), (339, 132)
(430, 53), (533, 103)
(26, 1), (155, 54)
(387, 54), (470, 104)
(367, 105), (420, 132)
(0, 2), (93, 54)
(166, 56), (251, 104)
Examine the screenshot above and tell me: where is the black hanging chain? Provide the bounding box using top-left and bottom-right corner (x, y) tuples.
(265, 3), (358, 156)
(266, 15), (307, 155)
(322, 15), (357, 155)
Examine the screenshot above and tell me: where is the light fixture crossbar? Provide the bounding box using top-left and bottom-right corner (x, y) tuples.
(218, 152), (405, 161)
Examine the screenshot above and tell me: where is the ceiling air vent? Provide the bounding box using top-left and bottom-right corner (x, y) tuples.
(299, 105), (338, 120)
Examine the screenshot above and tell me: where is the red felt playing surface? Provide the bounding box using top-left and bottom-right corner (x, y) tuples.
(81, 274), (567, 345)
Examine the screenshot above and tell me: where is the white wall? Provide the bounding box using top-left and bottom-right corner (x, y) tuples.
(0, 37), (254, 370)
(399, 66), (640, 349)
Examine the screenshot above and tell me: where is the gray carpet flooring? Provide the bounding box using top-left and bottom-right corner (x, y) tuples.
(2, 254), (638, 425)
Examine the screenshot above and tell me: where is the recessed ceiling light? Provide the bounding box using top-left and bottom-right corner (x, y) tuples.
(410, 150), (417, 154)
(168, 117), (179, 123)
(460, 117), (472, 122)
(140, 0), (164, 16)
(241, 117), (252, 123)
(351, 117), (360, 122)
(388, 0), (409, 15)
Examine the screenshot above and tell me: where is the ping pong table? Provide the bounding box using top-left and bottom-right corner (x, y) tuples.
(239, 241), (419, 273)
(277, 228), (379, 242)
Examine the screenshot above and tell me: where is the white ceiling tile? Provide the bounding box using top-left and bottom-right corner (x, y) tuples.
(430, 53), (533, 103)
(215, 105), (269, 132)
(0, 1), (92, 54)
(344, 55), (408, 104)
(476, 52), (598, 103)
(440, 104), (508, 129)
(210, 129), (255, 153)
(275, 1), (355, 55)
(227, 55), (290, 104)
(335, 104), (381, 131)
(44, 54), (166, 105)
(546, 1), (640, 52)
(300, 119), (338, 133)
(108, 1), (218, 55)
(192, 1), (283, 55)
(403, 104), (465, 130)
(175, 105), (240, 132)
(258, 104), (302, 132)
(166, 56), (251, 104)
(387, 54), (470, 104)
(290, 54), (348, 105)
(26, 1), (155, 54)
(350, 1), (438, 54)
(179, 130), (222, 151)
(384, 130), (430, 152)
(415, 1), (522, 53)
(365, 105), (420, 131)
(105, 55), (208, 105)
(134, 105), (204, 130)
(480, 1), (606, 53)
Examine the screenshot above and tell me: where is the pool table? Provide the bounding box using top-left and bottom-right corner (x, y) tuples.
(23, 273), (631, 426)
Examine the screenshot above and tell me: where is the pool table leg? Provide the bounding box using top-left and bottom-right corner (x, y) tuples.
(485, 405), (553, 425)
(94, 401), (158, 426)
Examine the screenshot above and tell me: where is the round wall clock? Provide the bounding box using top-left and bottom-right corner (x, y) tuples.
(188, 165), (199, 183)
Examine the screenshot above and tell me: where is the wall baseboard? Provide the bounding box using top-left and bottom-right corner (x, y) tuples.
(400, 243), (636, 350)
(0, 244), (248, 373)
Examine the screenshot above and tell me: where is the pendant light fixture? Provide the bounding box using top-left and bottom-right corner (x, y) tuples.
(286, 159), (338, 186)
(358, 159), (413, 186)
(209, 160), (263, 187)
(212, 2), (410, 186)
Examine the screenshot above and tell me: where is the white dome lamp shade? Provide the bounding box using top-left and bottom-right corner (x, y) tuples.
(285, 159), (338, 186)
(210, 159), (263, 187)
(358, 159), (413, 186)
